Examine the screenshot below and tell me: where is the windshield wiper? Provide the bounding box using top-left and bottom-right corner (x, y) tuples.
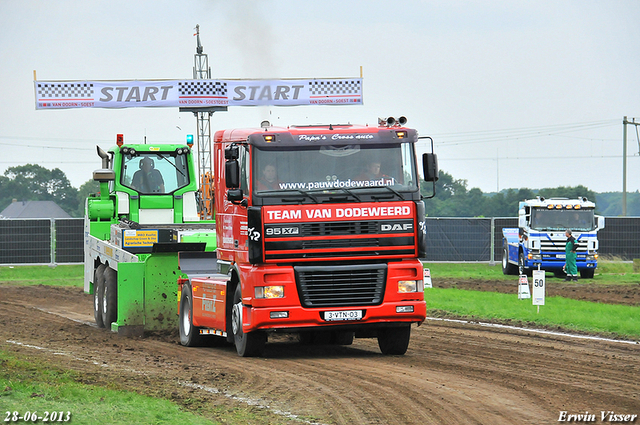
(325, 187), (362, 202)
(368, 185), (405, 201)
(156, 154), (186, 177)
(259, 189), (319, 203)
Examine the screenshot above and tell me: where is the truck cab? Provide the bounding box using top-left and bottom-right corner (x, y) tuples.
(177, 120), (438, 356)
(502, 197), (605, 278)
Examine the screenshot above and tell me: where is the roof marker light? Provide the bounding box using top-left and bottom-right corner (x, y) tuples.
(116, 134), (124, 147)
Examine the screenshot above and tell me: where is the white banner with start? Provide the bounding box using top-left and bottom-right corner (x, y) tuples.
(34, 78), (363, 110)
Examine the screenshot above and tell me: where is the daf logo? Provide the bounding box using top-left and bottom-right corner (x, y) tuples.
(381, 223), (413, 232)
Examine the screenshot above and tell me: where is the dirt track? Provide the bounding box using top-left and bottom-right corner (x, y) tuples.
(1, 284), (639, 424)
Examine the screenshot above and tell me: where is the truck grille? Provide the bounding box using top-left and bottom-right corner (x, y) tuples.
(294, 264), (387, 308)
(539, 240), (586, 252)
(264, 219), (415, 261)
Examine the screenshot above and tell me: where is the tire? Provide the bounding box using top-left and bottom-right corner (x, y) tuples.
(502, 243), (517, 275)
(101, 267), (118, 327)
(231, 285), (266, 357)
(377, 325), (411, 355)
(93, 264), (106, 328)
(518, 251), (531, 276)
(179, 282), (203, 347)
(580, 269), (595, 279)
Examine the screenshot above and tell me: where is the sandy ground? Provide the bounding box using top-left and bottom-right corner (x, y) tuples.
(1, 283), (638, 424)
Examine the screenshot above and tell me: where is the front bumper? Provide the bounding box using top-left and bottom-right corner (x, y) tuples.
(524, 258), (597, 271)
(244, 300), (427, 333)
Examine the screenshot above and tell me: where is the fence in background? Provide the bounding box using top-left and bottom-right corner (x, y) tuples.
(0, 218), (84, 265)
(0, 217), (638, 265)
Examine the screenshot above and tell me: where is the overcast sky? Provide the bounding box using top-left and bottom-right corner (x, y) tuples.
(1, 0), (639, 194)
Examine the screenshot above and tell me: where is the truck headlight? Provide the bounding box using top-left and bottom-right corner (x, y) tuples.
(255, 286), (284, 299)
(398, 280), (423, 293)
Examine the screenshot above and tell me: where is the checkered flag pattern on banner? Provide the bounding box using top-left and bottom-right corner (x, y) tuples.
(308, 80), (361, 96)
(178, 81), (227, 96)
(37, 83), (94, 99)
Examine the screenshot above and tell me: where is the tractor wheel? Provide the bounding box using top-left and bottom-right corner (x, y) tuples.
(377, 325), (411, 355)
(502, 243), (517, 275)
(93, 264), (106, 328)
(231, 285), (266, 357)
(101, 267), (118, 328)
(179, 282), (203, 347)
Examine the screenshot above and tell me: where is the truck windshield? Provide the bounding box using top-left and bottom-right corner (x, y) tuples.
(253, 143), (418, 195)
(121, 152), (190, 194)
(530, 208), (595, 231)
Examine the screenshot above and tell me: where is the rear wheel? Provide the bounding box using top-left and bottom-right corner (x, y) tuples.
(377, 325), (411, 355)
(101, 267), (117, 327)
(179, 282), (203, 347)
(93, 264), (106, 328)
(232, 285), (266, 357)
(502, 243), (517, 275)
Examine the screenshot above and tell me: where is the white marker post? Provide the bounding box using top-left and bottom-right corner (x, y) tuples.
(532, 269), (546, 313)
(423, 268), (432, 288)
(518, 275), (531, 299)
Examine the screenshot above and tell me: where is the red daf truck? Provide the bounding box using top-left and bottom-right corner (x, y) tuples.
(177, 118), (438, 356)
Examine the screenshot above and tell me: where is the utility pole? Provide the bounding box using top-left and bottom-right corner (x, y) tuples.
(180, 25), (227, 219)
(622, 116), (639, 216)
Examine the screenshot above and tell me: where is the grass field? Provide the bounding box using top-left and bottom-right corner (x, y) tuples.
(0, 265), (83, 287)
(0, 350), (278, 425)
(422, 258), (639, 284)
(425, 288), (640, 338)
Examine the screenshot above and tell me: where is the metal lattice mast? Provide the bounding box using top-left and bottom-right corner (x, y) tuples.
(181, 25), (226, 220)
(193, 25), (213, 219)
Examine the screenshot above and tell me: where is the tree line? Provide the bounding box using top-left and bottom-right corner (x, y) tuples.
(0, 164), (97, 218)
(0, 164), (637, 218)
(420, 170), (640, 217)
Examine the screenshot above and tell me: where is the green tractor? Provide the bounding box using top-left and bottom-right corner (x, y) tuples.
(84, 136), (216, 336)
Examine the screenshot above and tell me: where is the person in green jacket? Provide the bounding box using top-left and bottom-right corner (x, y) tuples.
(564, 229), (578, 281)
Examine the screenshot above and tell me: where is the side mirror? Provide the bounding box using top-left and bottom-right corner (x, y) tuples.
(597, 216), (605, 230)
(93, 169), (115, 183)
(227, 189), (243, 203)
(422, 153), (439, 182)
(518, 216), (527, 228)
(225, 160), (240, 189)
(225, 145), (239, 160)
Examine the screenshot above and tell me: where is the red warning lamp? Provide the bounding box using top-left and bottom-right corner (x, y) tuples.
(116, 134), (124, 147)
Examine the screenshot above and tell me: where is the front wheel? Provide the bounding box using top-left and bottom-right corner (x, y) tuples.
(179, 282), (203, 347)
(231, 285), (266, 357)
(377, 326), (411, 355)
(518, 251), (531, 276)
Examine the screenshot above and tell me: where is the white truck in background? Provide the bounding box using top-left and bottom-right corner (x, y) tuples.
(502, 197), (604, 278)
